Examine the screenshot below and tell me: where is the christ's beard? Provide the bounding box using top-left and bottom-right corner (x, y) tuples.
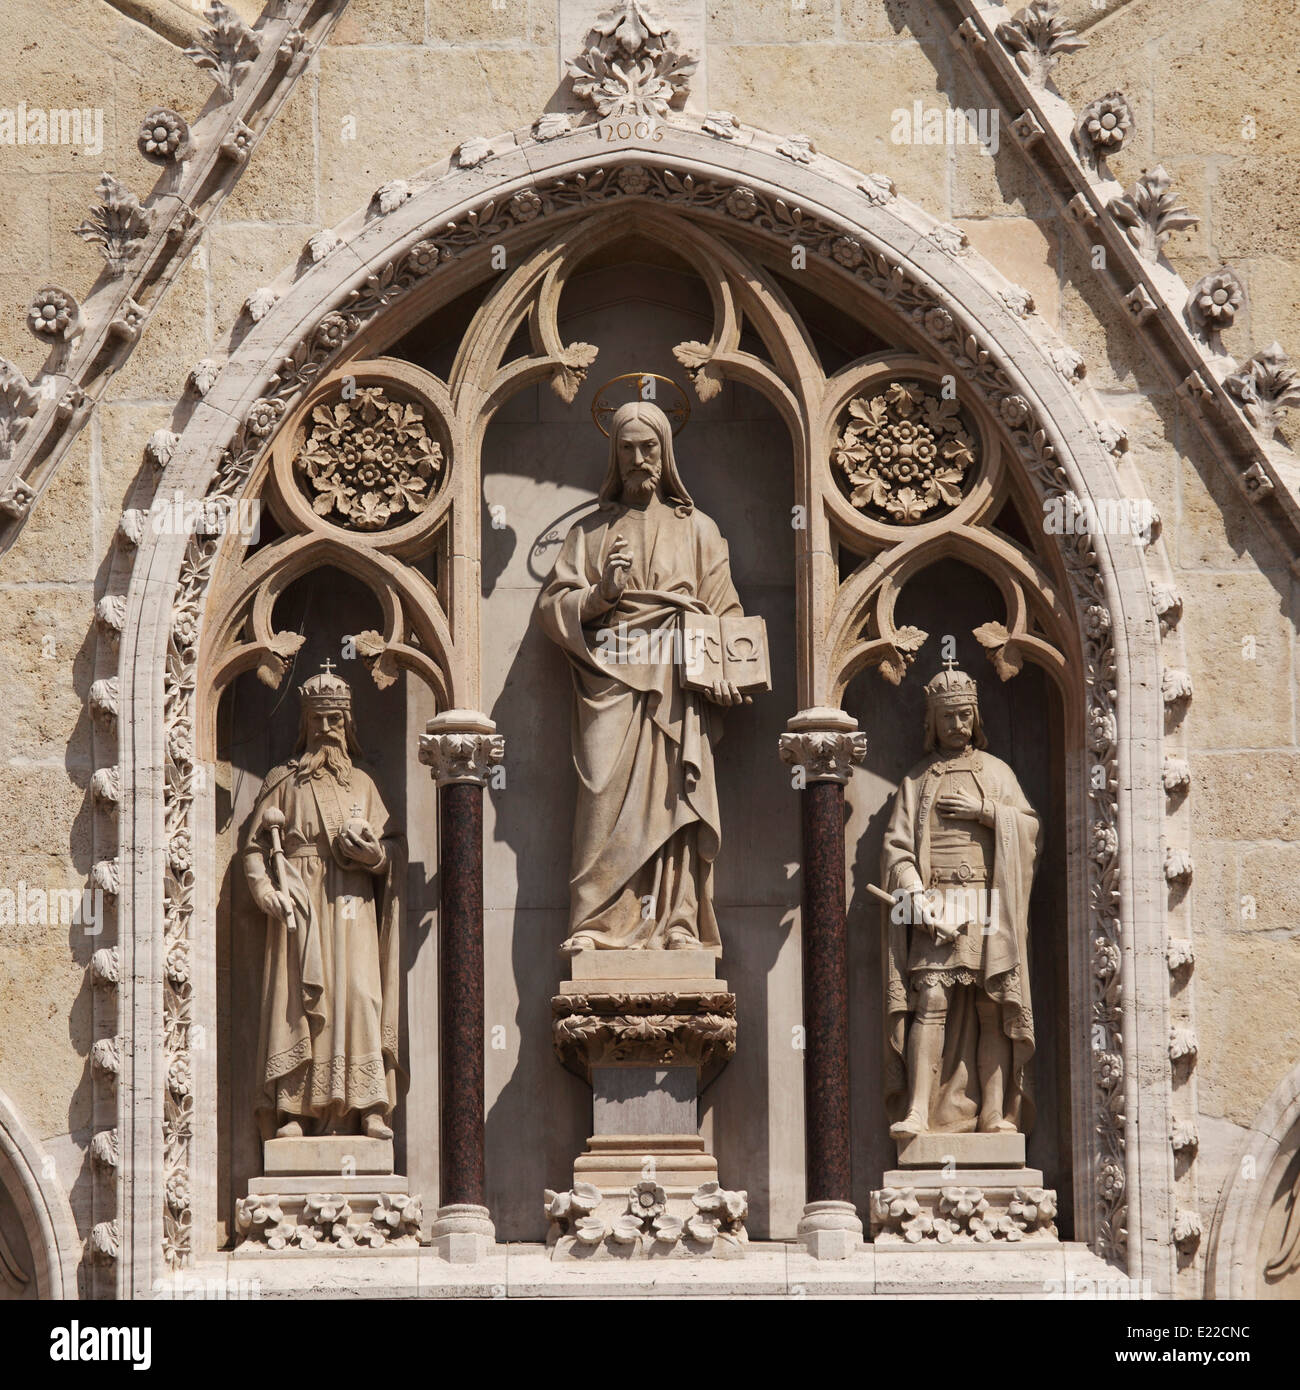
(297, 741), (353, 786)
(623, 467), (660, 501)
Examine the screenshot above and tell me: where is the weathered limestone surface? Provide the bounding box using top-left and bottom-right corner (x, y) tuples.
(0, 0), (1296, 1302)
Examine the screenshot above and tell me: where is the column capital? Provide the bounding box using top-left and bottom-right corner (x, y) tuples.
(419, 709), (504, 787)
(778, 708), (867, 784)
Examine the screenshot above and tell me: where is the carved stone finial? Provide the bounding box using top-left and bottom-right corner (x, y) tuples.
(1225, 342), (1300, 434)
(567, 2), (697, 121)
(74, 174), (153, 277)
(1108, 166), (1198, 263)
(0, 359), (39, 465)
(184, 0), (263, 98)
(995, 2), (1087, 87)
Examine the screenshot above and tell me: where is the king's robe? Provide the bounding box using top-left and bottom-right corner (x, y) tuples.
(242, 760), (405, 1123)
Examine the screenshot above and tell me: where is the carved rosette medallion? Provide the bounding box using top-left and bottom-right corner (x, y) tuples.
(552, 992), (737, 1081)
(293, 386), (444, 531)
(831, 381), (978, 524)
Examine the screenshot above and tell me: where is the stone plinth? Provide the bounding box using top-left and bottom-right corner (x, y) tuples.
(233, 1137), (423, 1254)
(545, 950), (746, 1259)
(895, 1131), (1026, 1169)
(870, 1161), (1058, 1246)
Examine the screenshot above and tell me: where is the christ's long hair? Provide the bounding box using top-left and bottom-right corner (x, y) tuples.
(597, 402), (694, 516)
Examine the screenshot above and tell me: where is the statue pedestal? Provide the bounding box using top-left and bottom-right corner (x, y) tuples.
(544, 950), (747, 1259)
(870, 1133), (1058, 1246)
(233, 1137), (423, 1253)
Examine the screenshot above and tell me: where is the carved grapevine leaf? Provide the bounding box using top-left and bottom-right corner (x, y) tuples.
(973, 620), (1023, 680)
(673, 340), (724, 402)
(877, 625), (928, 685)
(551, 342), (600, 404)
(255, 630), (306, 689)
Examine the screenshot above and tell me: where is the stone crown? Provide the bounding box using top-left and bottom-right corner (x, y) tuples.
(923, 663), (978, 707)
(299, 663), (351, 709)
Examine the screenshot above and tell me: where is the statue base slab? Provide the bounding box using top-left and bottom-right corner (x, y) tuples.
(263, 1136), (394, 1175)
(233, 1181), (422, 1253)
(894, 1131), (1025, 1169)
(871, 1167), (1058, 1246)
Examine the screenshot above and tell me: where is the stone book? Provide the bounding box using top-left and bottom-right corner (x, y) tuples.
(681, 613), (772, 693)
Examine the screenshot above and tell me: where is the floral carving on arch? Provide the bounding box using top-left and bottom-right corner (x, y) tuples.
(113, 124), (1169, 1292)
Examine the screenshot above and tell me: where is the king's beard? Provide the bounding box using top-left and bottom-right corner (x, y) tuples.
(296, 736), (353, 786)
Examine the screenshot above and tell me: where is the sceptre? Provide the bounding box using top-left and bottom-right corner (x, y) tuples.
(262, 807), (295, 933)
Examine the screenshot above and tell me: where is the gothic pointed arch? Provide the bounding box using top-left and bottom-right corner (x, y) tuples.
(103, 117), (1178, 1294)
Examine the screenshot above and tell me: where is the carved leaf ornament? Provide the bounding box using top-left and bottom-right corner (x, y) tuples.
(831, 381), (978, 523)
(294, 386), (443, 531)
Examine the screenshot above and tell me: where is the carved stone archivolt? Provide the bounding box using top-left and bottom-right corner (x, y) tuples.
(110, 113), (1175, 1284)
(552, 992), (737, 1081)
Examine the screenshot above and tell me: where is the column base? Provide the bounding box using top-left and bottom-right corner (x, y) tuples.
(429, 1204), (496, 1263)
(796, 1200), (864, 1260)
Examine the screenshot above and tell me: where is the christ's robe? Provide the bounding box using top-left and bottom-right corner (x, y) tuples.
(538, 494), (743, 952)
(242, 760), (405, 1122)
(881, 748), (1040, 1132)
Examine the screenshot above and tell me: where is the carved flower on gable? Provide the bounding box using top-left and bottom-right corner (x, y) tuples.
(998, 393), (1031, 428)
(165, 1171), (191, 1213)
(1083, 603), (1109, 638)
(924, 307), (953, 340)
(832, 236), (864, 268)
(28, 287), (79, 338)
(1096, 1051), (1123, 1089)
(725, 187), (759, 220)
(407, 240), (441, 275)
(314, 311), (360, 353)
(1081, 93), (1131, 151)
(1192, 271), (1243, 326)
(245, 397), (286, 440)
(167, 1054), (192, 1097)
(168, 829), (192, 873)
(629, 1180), (666, 1220)
(1098, 1161), (1125, 1201)
(171, 607), (199, 649)
(832, 380), (978, 523)
(702, 110), (739, 139)
(509, 190), (544, 222)
(138, 108), (189, 163)
(295, 386), (444, 531)
(617, 165), (651, 196)
(165, 942), (190, 986)
(1092, 937), (1119, 981)
(1090, 821), (1117, 861)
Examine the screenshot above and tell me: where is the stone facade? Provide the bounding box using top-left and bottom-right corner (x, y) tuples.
(0, 0), (1297, 1303)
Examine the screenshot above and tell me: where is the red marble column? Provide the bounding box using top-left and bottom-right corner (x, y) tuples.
(419, 710), (503, 1260)
(439, 779), (485, 1209)
(801, 777), (852, 1206)
(780, 709), (867, 1258)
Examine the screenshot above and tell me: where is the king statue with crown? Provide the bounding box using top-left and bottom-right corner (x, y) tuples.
(241, 662), (406, 1142)
(881, 661), (1041, 1140)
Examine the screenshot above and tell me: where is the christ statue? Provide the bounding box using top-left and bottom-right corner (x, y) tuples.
(538, 400), (757, 955)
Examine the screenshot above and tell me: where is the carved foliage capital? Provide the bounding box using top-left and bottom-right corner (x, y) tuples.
(419, 730), (504, 786)
(778, 729), (868, 784)
(552, 990), (737, 1075)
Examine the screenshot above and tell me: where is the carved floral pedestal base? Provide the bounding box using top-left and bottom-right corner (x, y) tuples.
(870, 1134), (1058, 1247)
(544, 950), (746, 1260)
(233, 1137), (424, 1253)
